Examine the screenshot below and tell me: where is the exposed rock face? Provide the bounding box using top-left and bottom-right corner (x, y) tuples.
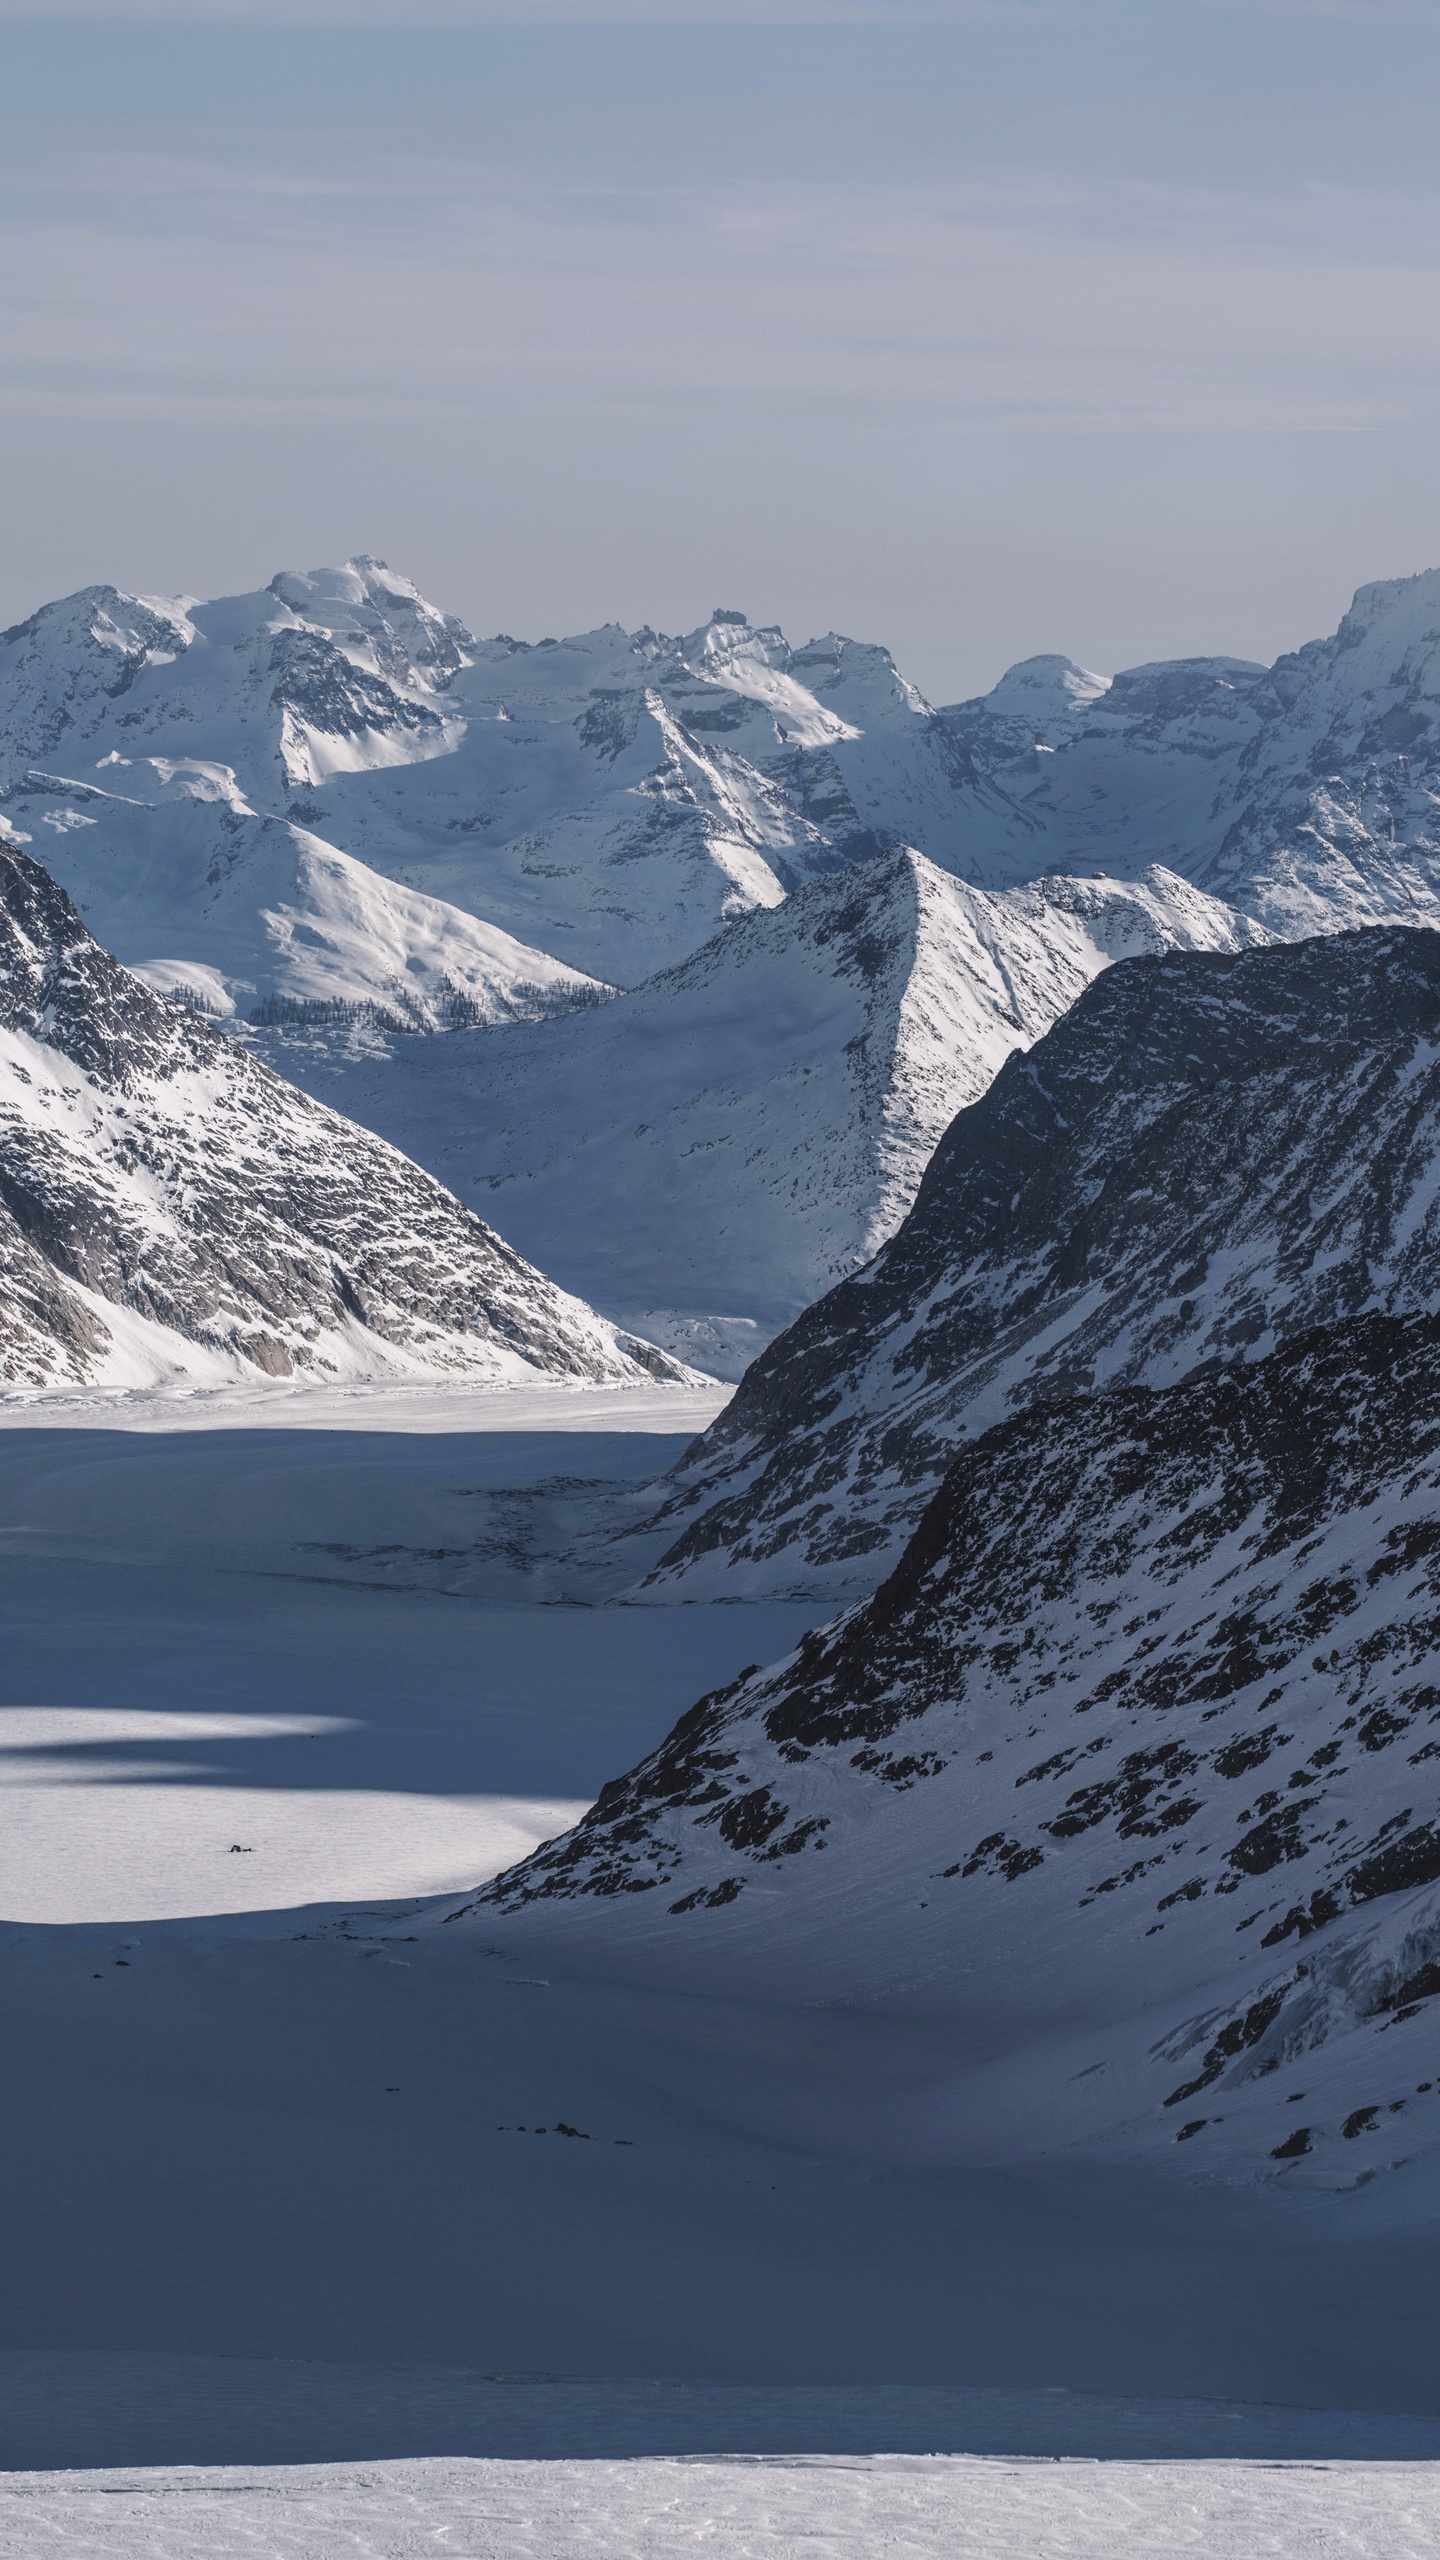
(468, 1307), (1440, 2187)
(254, 850), (1265, 1375)
(638, 927), (1440, 1598)
(0, 838), (692, 1393)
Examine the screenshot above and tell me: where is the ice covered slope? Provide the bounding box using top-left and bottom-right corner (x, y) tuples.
(934, 570), (1440, 934)
(0, 838), (691, 1394)
(639, 926), (1440, 1598)
(475, 1307), (1440, 2193)
(257, 853), (1265, 1375)
(5, 763), (612, 1030)
(0, 564), (612, 1025)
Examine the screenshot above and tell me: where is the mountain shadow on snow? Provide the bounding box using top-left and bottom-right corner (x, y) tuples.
(466, 1304), (1440, 2190)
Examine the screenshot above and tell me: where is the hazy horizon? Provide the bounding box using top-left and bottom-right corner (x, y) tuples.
(4, 1), (1440, 700)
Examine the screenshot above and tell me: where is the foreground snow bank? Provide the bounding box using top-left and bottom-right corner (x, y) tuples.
(0, 1377), (729, 1434)
(4, 2443), (1439, 2558)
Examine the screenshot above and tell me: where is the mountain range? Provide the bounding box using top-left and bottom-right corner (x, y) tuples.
(6, 560), (1439, 1003)
(9, 548), (1440, 2203)
(5, 555), (1438, 1356)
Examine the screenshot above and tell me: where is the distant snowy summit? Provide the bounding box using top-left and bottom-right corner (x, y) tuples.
(0, 560), (614, 1031)
(6, 555), (1440, 1016)
(0, 835), (694, 1396)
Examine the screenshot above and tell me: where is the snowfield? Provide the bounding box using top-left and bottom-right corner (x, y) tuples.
(6, 2442), (1440, 2558)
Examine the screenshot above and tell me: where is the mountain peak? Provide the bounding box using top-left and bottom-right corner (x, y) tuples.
(1338, 563), (1440, 637)
(981, 653), (1111, 723)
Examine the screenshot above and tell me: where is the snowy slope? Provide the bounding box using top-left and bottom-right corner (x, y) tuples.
(930, 571), (1440, 935)
(5, 762), (612, 1029)
(637, 927), (1440, 1597)
(474, 1305), (1440, 2195)
(254, 853), (1266, 1373)
(0, 564), (611, 1025)
(0, 837), (692, 1394)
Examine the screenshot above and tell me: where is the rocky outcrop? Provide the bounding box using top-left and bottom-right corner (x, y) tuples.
(466, 1305), (1440, 2187)
(636, 927), (1440, 1597)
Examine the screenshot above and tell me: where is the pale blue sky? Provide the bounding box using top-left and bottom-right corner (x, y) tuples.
(3, 1), (1440, 698)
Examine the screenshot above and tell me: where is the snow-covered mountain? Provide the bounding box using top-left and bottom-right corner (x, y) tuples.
(9, 557), (1440, 1022)
(468, 1304), (1440, 2192)
(0, 836), (691, 1394)
(0, 563), (613, 1027)
(256, 852), (1266, 1375)
(6, 761), (613, 1032)
(933, 572), (1440, 936)
(0, 564), (885, 999)
(7, 551), (1440, 1389)
(636, 926), (1440, 1597)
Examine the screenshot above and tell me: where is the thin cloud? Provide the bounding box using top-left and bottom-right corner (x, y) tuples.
(2, 161), (1437, 435)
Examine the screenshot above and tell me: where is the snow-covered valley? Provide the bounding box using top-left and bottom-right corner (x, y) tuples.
(8, 1392), (1434, 2467)
(7, 1389), (1440, 2530)
(257, 854), (1262, 1368)
(9, 560), (1440, 2553)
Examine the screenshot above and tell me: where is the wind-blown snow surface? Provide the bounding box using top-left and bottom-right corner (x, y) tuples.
(640, 925), (1440, 1598)
(6, 2443), (1440, 2558)
(254, 854), (1264, 1371)
(0, 838), (691, 1393)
